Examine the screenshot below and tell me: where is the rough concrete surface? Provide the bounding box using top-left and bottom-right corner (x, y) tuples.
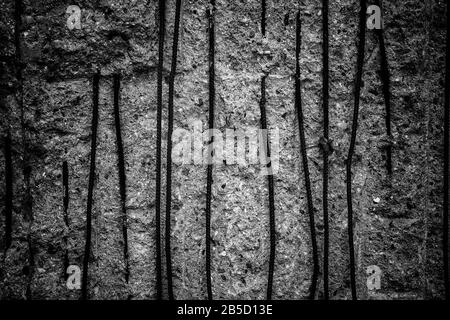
(0, 0), (448, 300)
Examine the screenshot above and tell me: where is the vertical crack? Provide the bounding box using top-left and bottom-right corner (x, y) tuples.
(346, 0), (366, 301)
(321, 0), (330, 301)
(81, 72), (100, 300)
(165, 0), (183, 301)
(113, 73), (130, 285)
(205, 0), (216, 301)
(155, 0), (166, 300)
(295, 11), (319, 300)
(62, 161), (69, 280)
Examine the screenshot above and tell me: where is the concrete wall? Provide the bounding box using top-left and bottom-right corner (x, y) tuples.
(0, 0), (447, 300)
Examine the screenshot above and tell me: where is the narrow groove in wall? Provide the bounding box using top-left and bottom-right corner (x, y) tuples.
(62, 160), (69, 279)
(321, 0), (330, 301)
(165, 0), (183, 301)
(205, 0), (216, 301)
(295, 11), (319, 300)
(259, 75), (276, 300)
(345, 0), (367, 301)
(113, 73), (130, 285)
(81, 72), (100, 300)
(155, 0), (166, 300)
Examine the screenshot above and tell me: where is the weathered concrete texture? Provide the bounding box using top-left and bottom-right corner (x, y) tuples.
(357, 0), (447, 299)
(0, 0), (448, 300)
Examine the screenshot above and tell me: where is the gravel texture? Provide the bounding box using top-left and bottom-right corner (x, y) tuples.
(0, 0), (447, 300)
